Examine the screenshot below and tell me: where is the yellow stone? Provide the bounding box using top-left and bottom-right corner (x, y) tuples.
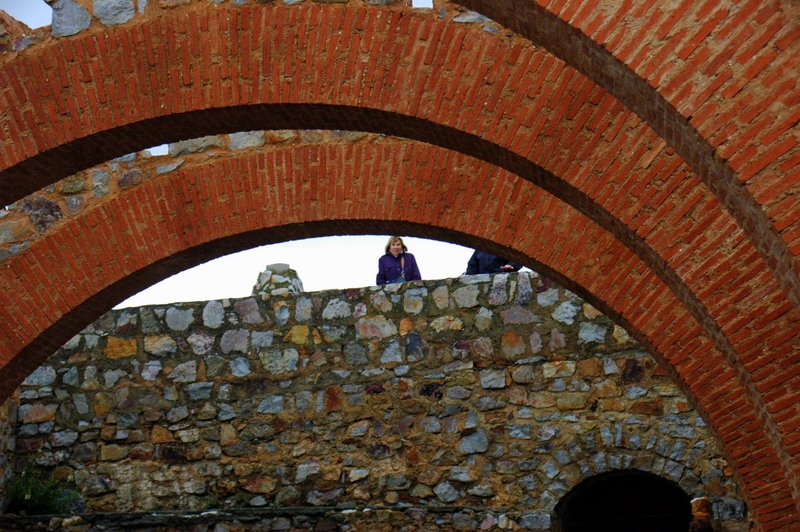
(104, 337), (138, 359)
(284, 325), (309, 344)
(598, 398), (625, 411)
(151, 425), (175, 443)
(613, 324), (632, 344)
(399, 318), (413, 335)
(220, 424), (237, 446)
(582, 303), (603, 320)
(577, 358), (603, 377)
(94, 393), (117, 417)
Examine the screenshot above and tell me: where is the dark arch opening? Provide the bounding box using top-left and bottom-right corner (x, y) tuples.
(553, 470), (692, 532)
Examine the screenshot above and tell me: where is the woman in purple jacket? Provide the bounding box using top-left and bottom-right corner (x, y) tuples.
(376, 236), (422, 285)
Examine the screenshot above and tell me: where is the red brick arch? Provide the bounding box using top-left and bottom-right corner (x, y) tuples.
(0, 1), (799, 529)
(0, 142), (772, 501)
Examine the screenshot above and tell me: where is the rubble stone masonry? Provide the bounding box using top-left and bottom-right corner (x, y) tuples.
(0, 267), (747, 530)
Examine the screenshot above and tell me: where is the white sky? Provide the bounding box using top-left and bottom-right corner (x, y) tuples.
(3, 0), (487, 309)
(116, 236), (478, 308)
(0, 0), (431, 28)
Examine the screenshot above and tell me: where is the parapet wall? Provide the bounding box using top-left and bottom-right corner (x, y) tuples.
(1, 268), (746, 530)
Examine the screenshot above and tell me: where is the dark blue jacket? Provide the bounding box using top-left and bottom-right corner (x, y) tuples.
(465, 251), (522, 275)
(377, 253), (421, 285)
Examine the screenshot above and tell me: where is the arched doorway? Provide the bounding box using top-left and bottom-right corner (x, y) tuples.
(554, 470), (692, 532)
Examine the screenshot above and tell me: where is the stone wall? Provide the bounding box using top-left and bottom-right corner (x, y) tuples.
(0, 392), (15, 512)
(2, 267), (747, 530)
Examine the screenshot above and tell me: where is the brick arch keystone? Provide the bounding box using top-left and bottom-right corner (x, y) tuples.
(0, 142), (794, 529)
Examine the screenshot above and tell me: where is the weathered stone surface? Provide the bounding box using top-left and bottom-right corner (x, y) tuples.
(296, 460), (320, 482)
(433, 481), (460, 502)
(141, 361), (162, 381)
(355, 316), (397, 338)
(430, 316), (463, 332)
(229, 357), (251, 377)
(118, 169), (142, 188)
(519, 513), (551, 530)
(221, 329), (249, 354)
(63, 367), (80, 387)
(480, 370), (507, 389)
(552, 300), (580, 324)
(234, 298), (264, 324)
(22, 366), (56, 386)
(203, 301), (225, 328)
(19, 403), (57, 424)
(459, 430), (489, 454)
(100, 444), (128, 461)
(284, 325), (309, 344)
(322, 299), (351, 319)
(169, 361), (197, 383)
(380, 340), (403, 364)
(403, 288), (427, 314)
(0, 220), (34, 244)
(500, 307), (539, 324)
(501, 331), (526, 360)
(51, 0), (91, 36)
(166, 307), (194, 331)
(48, 430), (78, 447)
(511, 365), (535, 384)
(185, 382), (213, 400)
(259, 348), (299, 374)
(258, 395), (284, 414)
(92, 169), (110, 197)
(579, 322), (607, 343)
(82, 476), (114, 496)
(543, 361), (576, 378)
(187, 332), (214, 355)
(151, 425), (174, 444)
(144, 335), (177, 357)
(229, 131), (266, 150)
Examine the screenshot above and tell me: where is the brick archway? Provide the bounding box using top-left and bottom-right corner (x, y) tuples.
(0, 1), (799, 529)
(0, 140), (790, 527)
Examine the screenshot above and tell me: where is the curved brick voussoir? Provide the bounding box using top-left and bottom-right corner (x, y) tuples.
(0, 141), (790, 529)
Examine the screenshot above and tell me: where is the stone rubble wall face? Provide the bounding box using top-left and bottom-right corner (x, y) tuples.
(0, 394), (15, 512)
(8, 271), (745, 529)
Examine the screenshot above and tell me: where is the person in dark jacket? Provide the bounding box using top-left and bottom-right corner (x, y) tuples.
(465, 250), (522, 275)
(376, 236), (422, 285)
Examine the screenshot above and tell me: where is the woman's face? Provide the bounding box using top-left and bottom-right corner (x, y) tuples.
(389, 239), (403, 257)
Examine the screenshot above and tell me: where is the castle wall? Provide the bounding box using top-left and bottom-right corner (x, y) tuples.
(3, 269), (746, 530)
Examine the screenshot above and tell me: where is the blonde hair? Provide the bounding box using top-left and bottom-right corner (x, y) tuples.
(384, 236), (408, 254)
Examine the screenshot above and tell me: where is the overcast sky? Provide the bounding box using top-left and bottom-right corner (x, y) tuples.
(118, 236), (477, 307)
(1, 0), (483, 308)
